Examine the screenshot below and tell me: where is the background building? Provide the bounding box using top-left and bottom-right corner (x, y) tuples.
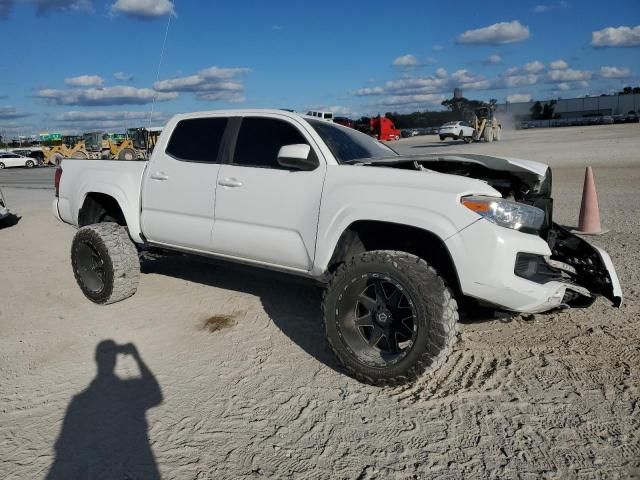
(497, 93), (640, 119)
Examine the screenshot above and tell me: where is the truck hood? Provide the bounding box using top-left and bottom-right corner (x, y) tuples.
(357, 153), (551, 199)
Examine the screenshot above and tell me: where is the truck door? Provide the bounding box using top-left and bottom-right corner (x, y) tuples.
(140, 116), (229, 251)
(211, 115), (326, 271)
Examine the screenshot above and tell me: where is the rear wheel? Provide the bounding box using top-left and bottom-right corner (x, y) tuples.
(118, 148), (136, 161)
(73, 151), (88, 159)
(323, 250), (458, 386)
(439, 135), (445, 141)
(494, 126), (502, 141)
(483, 126), (493, 142)
(71, 222), (140, 304)
(25, 160), (34, 168)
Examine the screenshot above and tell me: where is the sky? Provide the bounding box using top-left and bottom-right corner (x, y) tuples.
(0, 0), (639, 136)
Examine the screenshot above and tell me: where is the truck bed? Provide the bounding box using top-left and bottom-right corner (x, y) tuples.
(55, 158), (148, 243)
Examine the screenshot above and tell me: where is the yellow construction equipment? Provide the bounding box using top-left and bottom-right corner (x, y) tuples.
(43, 139), (88, 165)
(42, 127), (162, 164)
(472, 106), (502, 142)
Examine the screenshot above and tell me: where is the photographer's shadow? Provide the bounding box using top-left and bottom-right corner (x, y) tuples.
(46, 340), (162, 480)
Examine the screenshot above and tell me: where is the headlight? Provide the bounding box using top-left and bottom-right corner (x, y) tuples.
(461, 195), (545, 233)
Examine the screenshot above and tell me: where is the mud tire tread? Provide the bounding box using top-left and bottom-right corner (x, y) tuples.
(322, 250), (458, 386)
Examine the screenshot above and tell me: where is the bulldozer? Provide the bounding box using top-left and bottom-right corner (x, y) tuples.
(472, 106), (501, 142)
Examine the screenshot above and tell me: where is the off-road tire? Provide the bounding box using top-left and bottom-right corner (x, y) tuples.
(71, 222), (140, 304)
(494, 126), (502, 141)
(483, 126), (493, 142)
(323, 250), (458, 386)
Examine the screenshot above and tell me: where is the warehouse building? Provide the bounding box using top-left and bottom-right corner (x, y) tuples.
(497, 93), (640, 119)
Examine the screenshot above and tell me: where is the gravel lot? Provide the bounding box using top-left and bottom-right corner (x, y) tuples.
(1, 124), (639, 479)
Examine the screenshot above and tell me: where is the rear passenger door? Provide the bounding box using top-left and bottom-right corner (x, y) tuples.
(140, 116), (229, 251)
(211, 115), (326, 271)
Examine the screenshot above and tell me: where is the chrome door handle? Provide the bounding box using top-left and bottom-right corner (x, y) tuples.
(150, 171), (169, 181)
(218, 177), (243, 187)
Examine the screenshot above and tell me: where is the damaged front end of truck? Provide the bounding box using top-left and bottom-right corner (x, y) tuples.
(371, 153), (623, 309)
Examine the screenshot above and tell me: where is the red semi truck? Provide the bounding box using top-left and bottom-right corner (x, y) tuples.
(370, 116), (401, 141)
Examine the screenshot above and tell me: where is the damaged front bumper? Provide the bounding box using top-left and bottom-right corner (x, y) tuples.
(446, 220), (623, 313)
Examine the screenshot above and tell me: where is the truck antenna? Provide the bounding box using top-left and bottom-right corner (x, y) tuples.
(147, 5), (173, 158)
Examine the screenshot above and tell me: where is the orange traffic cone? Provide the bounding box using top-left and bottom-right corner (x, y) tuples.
(575, 166), (607, 235)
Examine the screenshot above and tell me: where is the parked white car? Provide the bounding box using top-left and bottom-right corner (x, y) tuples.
(53, 109), (622, 386)
(0, 151), (38, 169)
(439, 121), (474, 142)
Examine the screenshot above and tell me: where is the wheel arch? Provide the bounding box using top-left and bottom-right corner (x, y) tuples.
(322, 219), (462, 297)
(78, 192), (127, 227)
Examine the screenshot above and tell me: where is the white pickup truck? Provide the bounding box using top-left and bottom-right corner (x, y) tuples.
(53, 109), (622, 385)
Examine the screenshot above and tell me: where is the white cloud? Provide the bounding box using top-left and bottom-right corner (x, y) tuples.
(355, 67), (492, 109)
(506, 93), (532, 103)
(153, 65), (250, 102)
(114, 71), (134, 82)
(55, 110), (165, 122)
(31, 0), (93, 15)
(456, 20), (530, 45)
(523, 60), (545, 73)
(64, 74), (104, 87)
(306, 105), (356, 117)
(392, 54), (436, 67)
(591, 25), (640, 47)
(557, 83), (570, 91)
(548, 68), (592, 81)
(110, 0), (174, 19)
(36, 86), (177, 106)
(599, 66), (632, 78)
(503, 74), (540, 87)
(52, 110), (168, 132)
(432, 44), (444, 51)
(0, 105), (32, 119)
(486, 54), (502, 64)
(375, 94), (445, 107)
(533, 1), (568, 13)
(393, 54), (418, 67)
(1, 0), (93, 19)
(354, 86), (385, 96)
(549, 59), (568, 70)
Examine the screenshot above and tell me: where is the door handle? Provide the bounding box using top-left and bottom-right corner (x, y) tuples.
(150, 171), (169, 181)
(218, 177), (243, 187)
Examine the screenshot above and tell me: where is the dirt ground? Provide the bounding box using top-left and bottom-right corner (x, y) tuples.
(1, 124), (639, 479)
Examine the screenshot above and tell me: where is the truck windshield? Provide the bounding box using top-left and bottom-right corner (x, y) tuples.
(307, 119), (397, 164)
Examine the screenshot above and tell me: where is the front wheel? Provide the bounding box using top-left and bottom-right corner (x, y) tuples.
(323, 250), (458, 386)
(0, 162), (5, 169)
(71, 222), (140, 304)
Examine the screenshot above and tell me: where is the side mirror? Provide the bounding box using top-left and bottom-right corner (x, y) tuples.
(277, 144), (318, 171)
